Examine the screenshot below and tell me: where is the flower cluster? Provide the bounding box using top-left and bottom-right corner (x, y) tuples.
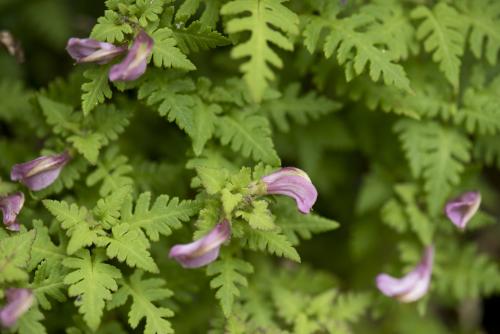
(375, 191), (481, 302)
(168, 167), (318, 268)
(66, 30), (153, 82)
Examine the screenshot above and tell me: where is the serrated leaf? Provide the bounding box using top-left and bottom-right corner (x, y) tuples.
(91, 10), (133, 43)
(63, 250), (122, 331)
(237, 200), (276, 231)
(174, 21), (230, 54)
(109, 270), (174, 334)
(207, 254), (254, 317)
(216, 112), (280, 165)
(68, 133), (106, 164)
(81, 67), (112, 116)
(99, 224), (158, 273)
(221, 0), (299, 102)
(0, 231), (35, 283)
(243, 228), (300, 262)
(121, 192), (199, 241)
(151, 28), (195, 70)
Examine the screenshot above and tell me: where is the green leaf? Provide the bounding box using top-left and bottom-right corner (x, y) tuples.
(93, 186), (132, 228)
(207, 254), (254, 317)
(264, 83), (341, 132)
(411, 3), (465, 89)
(17, 306), (47, 334)
(29, 220), (66, 271)
(0, 231), (35, 283)
(458, 0), (500, 65)
(98, 224), (158, 273)
(237, 200), (276, 231)
(91, 10), (133, 43)
(121, 192), (199, 241)
(43, 200), (99, 254)
(191, 98), (221, 155)
(86, 147), (133, 196)
(395, 120), (471, 215)
(37, 95), (81, 135)
(274, 198), (339, 245)
(221, 188), (243, 216)
(30, 262), (67, 310)
(216, 112), (280, 165)
(132, 0), (164, 27)
(221, 0), (299, 102)
(68, 133), (106, 164)
(304, 13), (411, 92)
(174, 21), (230, 54)
(243, 228), (300, 262)
(195, 166), (229, 194)
(81, 67), (112, 116)
(151, 28), (196, 70)
(63, 250), (122, 331)
(108, 270), (174, 334)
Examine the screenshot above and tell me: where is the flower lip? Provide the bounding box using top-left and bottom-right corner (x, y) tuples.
(109, 30), (154, 82)
(0, 288), (34, 328)
(0, 192), (24, 230)
(169, 220), (231, 268)
(66, 38), (126, 64)
(261, 167), (318, 214)
(376, 246), (434, 303)
(445, 191), (481, 230)
(11, 151), (71, 191)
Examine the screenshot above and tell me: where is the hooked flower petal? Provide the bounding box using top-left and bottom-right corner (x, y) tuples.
(0, 288), (33, 327)
(261, 167), (318, 213)
(11, 151), (71, 191)
(445, 191), (481, 230)
(109, 30), (153, 82)
(376, 246), (434, 303)
(169, 220), (231, 268)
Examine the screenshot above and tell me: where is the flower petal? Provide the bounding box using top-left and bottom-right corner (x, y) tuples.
(376, 246), (434, 303)
(261, 167), (318, 213)
(169, 220), (231, 268)
(0, 192), (24, 230)
(445, 191), (481, 230)
(66, 38), (126, 64)
(109, 30), (153, 82)
(0, 288), (33, 327)
(11, 151), (71, 191)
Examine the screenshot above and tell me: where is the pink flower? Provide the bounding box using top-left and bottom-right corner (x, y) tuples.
(0, 192), (24, 231)
(376, 246), (434, 303)
(66, 38), (126, 64)
(11, 151), (71, 191)
(169, 220), (231, 268)
(445, 191), (481, 230)
(109, 30), (153, 82)
(0, 288), (33, 327)
(261, 167), (318, 213)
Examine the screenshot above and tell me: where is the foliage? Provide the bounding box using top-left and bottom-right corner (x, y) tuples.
(1, 0), (500, 333)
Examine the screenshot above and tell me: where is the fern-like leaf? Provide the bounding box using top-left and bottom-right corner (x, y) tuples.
(243, 228), (300, 262)
(207, 254), (254, 317)
(151, 28), (195, 70)
(411, 3), (465, 89)
(121, 192), (199, 241)
(81, 66), (112, 116)
(108, 270), (174, 334)
(216, 112), (280, 165)
(221, 0), (299, 102)
(63, 250), (122, 331)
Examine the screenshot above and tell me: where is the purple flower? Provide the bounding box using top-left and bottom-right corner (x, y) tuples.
(376, 246), (434, 303)
(169, 220), (231, 268)
(0, 192), (24, 231)
(66, 38), (126, 64)
(109, 30), (153, 82)
(445, 191), (481, 230)
(11, 151), (71, 191)
(0, 288), (34, 328)
(261, 167), (318, 214)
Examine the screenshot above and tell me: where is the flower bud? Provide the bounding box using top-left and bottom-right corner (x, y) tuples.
(66, 38), (126, 64)
(0, 192), (24, 231)
(11, 151), (71, 191)
(445, 191), (481, 230)
(376, 246), (434, 303)
(169, 220), (231, 268)
(261, 167), (318, 213)
(0, 288), (33, 327)
(109, 30), (153, 82)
